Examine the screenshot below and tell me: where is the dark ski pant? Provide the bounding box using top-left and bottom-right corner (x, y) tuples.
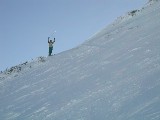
(49, 47), (53, 56)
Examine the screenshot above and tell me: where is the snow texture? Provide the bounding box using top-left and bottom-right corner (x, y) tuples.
(0, 1), (160, 120)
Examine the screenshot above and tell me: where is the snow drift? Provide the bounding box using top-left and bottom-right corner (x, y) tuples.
(0, 0), (160, 120)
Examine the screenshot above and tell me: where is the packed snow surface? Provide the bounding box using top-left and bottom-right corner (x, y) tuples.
(0, 0), (160, 120)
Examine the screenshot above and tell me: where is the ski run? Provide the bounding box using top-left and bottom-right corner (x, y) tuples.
(0, 0), (160, 120)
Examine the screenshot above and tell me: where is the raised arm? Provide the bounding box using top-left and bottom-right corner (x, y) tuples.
(48, 37), (50, 43)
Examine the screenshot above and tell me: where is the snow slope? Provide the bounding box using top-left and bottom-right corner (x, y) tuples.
(1, 0), (160, 120)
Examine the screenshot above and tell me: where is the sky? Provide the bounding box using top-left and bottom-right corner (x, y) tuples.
(0, 0), (148, 71)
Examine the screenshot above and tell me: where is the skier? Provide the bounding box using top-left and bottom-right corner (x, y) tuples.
(48, 37), (55, 56)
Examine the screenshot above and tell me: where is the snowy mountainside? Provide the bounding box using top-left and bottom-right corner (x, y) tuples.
(1, 1), (160, 120)
(0, 57), (46, 79)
